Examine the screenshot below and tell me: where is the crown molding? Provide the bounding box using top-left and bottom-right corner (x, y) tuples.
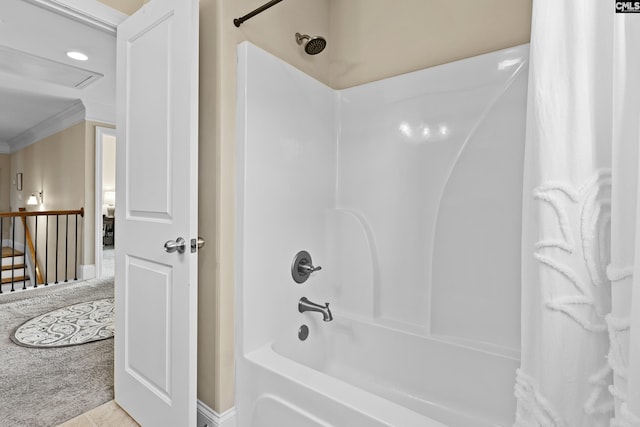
(24, 0), (127, 34)
(8, 100), (85, 153)
(85, 115), (115, 127)
(84, 100), (115, 126)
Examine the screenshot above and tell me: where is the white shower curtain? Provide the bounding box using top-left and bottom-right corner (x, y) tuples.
(516, 1), (640, 426)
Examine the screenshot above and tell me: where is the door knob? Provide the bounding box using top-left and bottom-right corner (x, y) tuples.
(164, 237), (186, 254)
(191, 237), (205, 253)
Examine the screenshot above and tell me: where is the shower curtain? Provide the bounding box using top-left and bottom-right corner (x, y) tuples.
(515, 1), (640, 426)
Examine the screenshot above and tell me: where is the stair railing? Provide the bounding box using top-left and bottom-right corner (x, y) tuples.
(0, 208), (84, 293)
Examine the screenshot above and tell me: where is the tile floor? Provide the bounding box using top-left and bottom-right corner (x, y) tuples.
(57, 401), (139, 427)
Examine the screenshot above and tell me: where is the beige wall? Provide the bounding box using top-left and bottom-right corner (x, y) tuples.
(11, 122), (85, 214)
(328, 0), (532, 89)
(96, 0), (148, 16)
(198, 0), (219, 412)
(0, 154), (10, 213)
(0, 154), (11, 239)
(102, 136), (116, 193)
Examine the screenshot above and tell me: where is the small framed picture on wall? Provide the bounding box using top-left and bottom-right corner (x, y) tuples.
(16, 173), (22, 191)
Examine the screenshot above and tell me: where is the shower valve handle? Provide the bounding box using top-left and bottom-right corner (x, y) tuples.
(299, 264), (322, 274)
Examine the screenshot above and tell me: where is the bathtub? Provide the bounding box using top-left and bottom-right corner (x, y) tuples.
(236, 41), (527, 427)
(237, 314), (518, 427)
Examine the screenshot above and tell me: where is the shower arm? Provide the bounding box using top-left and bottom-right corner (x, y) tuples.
(234, 0), (284, 27)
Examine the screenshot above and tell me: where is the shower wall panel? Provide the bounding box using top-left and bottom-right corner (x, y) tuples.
(237, 42), (336, 354)
(337, 46), (528, 352)
(429, 63), (527, 352)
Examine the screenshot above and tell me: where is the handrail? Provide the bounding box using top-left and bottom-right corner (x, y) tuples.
(18, 208), (44, 285)
(0, 208), (84, 218)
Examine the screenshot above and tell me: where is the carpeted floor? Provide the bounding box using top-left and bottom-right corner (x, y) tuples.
(103, 248), (115, 277)
(0, 277), (114, 427)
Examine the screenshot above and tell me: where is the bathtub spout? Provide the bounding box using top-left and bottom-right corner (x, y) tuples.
(298, 297), (333, 321)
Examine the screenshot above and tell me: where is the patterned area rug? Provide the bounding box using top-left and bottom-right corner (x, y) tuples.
(11, 298), (114, 348)
(0, 277), (114, 427)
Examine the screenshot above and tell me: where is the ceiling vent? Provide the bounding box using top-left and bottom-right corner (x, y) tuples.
(0, 45), (103, 89)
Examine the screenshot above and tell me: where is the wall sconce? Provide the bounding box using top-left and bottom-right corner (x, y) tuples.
(27, 191), (43, 206)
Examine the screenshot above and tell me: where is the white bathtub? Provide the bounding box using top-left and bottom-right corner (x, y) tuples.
(237, 314), (518, 427)
(236, 41), (527, 427)
(239, 346), (439, 427)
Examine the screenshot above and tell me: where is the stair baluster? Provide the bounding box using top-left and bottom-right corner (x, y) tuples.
(22, 215), (26, 290)
(34, 217), (38, 288)
(65, 215), (69, 283)
(55, 215), (59, 285)
(45, 216), (49, 286)
(11, 217), (15, 292)
(74, 214), (78, 281)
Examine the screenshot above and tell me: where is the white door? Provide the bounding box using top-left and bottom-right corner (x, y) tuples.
(114, 0), (199, 425)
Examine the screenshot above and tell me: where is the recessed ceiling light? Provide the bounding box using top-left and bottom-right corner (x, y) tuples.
(66, 51), (88, 61)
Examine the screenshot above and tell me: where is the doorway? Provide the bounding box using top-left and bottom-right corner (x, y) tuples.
(95, 126), (116, 278)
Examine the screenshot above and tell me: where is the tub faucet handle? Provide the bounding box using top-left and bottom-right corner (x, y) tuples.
(299, 263), (322, 274)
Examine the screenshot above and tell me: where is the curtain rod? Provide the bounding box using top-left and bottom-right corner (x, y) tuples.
(234, 0), (284, 27)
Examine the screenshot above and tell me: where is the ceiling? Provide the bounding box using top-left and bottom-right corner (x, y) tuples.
(0, 0), (124, 151)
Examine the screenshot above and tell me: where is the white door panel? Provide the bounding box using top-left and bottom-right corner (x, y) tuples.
(115, 0), (198, 425)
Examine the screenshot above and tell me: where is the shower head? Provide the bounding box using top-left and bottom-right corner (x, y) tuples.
(295, 32), (327, 55)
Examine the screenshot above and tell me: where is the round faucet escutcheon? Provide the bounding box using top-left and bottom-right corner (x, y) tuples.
(291, 250), (322, 284)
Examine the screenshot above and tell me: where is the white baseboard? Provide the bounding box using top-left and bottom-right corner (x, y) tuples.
(197, 400), (236, 427)
(78, 264), (95, 280)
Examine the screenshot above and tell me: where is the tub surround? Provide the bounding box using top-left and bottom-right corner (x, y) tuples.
(236, 41), (528, 426)
(337, 48), (527, 349)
